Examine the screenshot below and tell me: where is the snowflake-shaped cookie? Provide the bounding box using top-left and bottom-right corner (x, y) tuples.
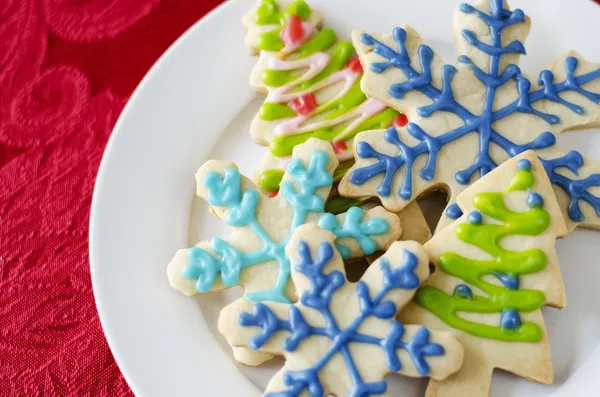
(219, 223), (464, 396)
(167, 138), (401, 304)
(339, 0), (600, 232)
(401, 151), (568, 396)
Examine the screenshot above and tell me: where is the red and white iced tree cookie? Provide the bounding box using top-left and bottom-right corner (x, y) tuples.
(400, 151), (568, 396)
(241, 0), (403, 196)
(241, 0), (432, 248)
(340, 0), (600, 233)
(219, 223), (464, 396)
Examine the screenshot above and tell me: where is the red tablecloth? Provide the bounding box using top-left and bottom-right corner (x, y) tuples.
(0, 1), (223, 395)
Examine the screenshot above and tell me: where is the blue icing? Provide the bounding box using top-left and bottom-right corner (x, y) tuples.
(540, 152), (600, 222)
(467, 211), (482, 224)
(453, 284), (473, 300)
(492, 272), (520, 290)
(318, 206), (390, 260)
(354, 0), (600, 223)
(517, 159), (532, 171)
(500, 308), (522, 330)
(239, 241), (444, 395)
(181, 150), (392, 303)
(446, 203), (464, 220)
(527, 190), (544, 208)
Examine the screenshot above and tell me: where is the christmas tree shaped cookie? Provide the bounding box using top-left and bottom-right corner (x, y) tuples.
(241, 0), (432, 245)
(242, 0), (323, 56)
(241, 0), (401, 195)
(400, 151), (568, 396)
(340, 0), (600, 233)
(219, 223), (464, 396)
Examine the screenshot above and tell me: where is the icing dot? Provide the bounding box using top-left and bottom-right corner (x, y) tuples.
(527, 190), (544, 208)
(392, 113), (409, 128)
(346, 57), (363, 74)
(268, 190), (279, 198)
(331, 140), (347, 154)
(500, 308), (522, 330)
(446, 203), (463, 220)
(467, 211), (482, 224)
(280, 14), (305, 47)
(453, 284), (473, 300)
(517, 159), (532, 171)
(289, 93), (317, 115)
(492, 272), (520, 290)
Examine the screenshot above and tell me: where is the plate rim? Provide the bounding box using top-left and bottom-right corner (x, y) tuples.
(89, 1), (259, 395)
(89, 0), (600, 396)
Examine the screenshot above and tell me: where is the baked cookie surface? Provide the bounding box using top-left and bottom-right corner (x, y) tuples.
(401, 151), (568, 396)
(340, 0), (600, 233)
(219, 223), (464, 396)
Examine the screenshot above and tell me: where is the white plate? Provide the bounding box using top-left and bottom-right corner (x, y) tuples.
(90, 0), (600, 396)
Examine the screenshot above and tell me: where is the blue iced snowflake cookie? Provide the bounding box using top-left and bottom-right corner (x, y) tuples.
(218, 223), (464, 396)
(339, 0), (600, 233)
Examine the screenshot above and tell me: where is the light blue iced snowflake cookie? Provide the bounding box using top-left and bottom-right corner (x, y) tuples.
(339, 0), (600, 233)
(167, 138), (402, 303)
(168, 138), (402, 365)
(218, 223), (464, 396)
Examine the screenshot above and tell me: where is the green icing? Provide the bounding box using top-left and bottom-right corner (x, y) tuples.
(260, 161), (352, 195)
(253, 3), (398, 194)
(415, 165), (550, 343)
(261, 68), (294, 88)
(255, 0), (311, 25)
(283, 1), (311, 21)
(254, 0), (312, 52)
(260, 31), (340, 88)
(334, 161), (353, 183)
(298, 40), (353, 89)
(256, 30), (285, 52)
(294, 28), (337, 59)
(324, 196), (375, 215)
(255, 0), (281, 25)
(260, 103), (296, 120)
(260, 169), (285, 192)
(269, 107), (397, 157)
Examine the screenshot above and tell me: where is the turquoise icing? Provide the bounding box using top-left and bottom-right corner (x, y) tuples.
(318, 206), (390, 260)
(182, 149), (391, 303)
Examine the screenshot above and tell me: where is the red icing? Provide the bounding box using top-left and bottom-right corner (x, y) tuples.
(289, 93), (317, 115)
(346, 57), (363, 74)
(331, 140), (347, 154)
(268, 190), (279, 198)
(392, 113), (409, 128)
(280, 14), (305, 46)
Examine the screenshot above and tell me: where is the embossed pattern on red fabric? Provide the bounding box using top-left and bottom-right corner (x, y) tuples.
(0, 1), (223, 395)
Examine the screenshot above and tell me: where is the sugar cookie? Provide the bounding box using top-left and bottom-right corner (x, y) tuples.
(340, 0), (600, 233)
(401, 151), (568, 396)
(219, 223), (464, 395)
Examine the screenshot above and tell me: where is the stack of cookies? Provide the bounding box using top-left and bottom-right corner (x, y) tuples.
(167, 0), (600, 395)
